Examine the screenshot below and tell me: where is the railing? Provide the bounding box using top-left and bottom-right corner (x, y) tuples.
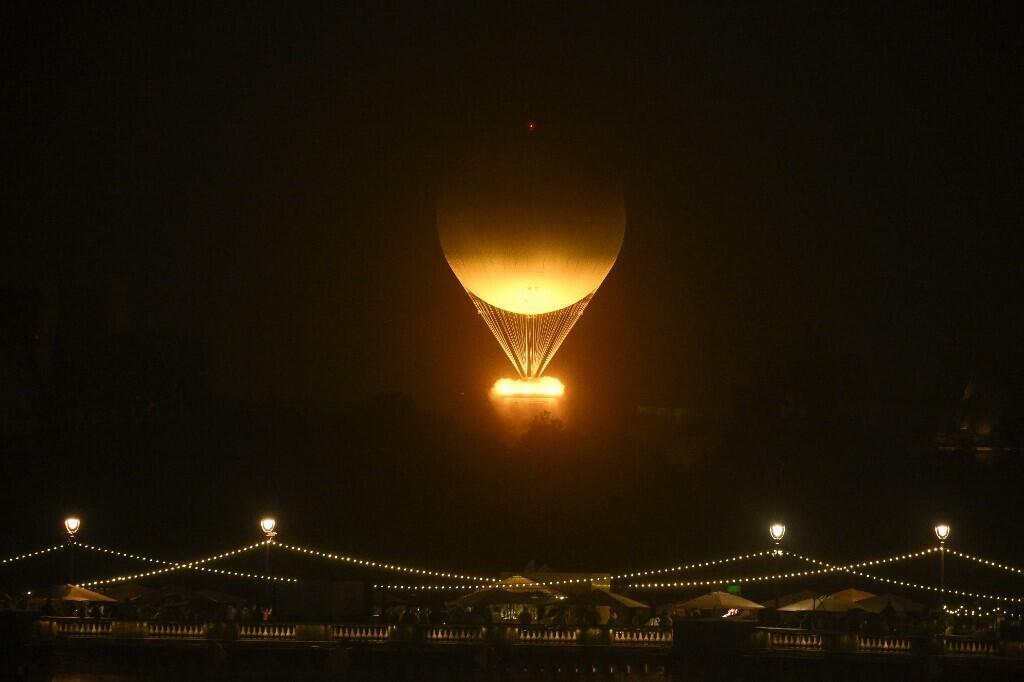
(943, 637), (998, 656)
(238, 624), (296, 640)
(148, 622), (206, 639)
(332, 624), (392, 642)
(424, 626), (487, 642)
(857, 636), (913, 653)
(769, 630), (823, 650)
(518, 626), (580, 644)
(55, 620), (113, 637)
(34, 618), (1016, 660)
(611, 628), (673, 646)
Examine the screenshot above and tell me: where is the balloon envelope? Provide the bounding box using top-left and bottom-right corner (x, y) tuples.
(438, 138), (625, 316)
(438, 134), (625, 377)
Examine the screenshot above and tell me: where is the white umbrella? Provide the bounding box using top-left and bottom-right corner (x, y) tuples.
(448, 576), (564, 608)
(856, 593), (926, 614)
(779, 595), (863, 613)
(765, 589), (818, 608)
(829, 588), (875, 603)
(46, 584), (117, 602)
(671, 591), (765, 611)
(563, 589), (649, 610)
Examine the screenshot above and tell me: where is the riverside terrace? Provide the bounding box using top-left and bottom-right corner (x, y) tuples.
(3, 520), (1024, 678)
(2, 617), (1023, 680)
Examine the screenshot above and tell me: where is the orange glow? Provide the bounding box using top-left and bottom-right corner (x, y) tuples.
(438, 167), (624, 316)
(492, 376), (565, 398)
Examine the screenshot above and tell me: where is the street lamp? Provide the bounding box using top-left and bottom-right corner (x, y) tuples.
(260, 518), (277, 614)
(769, 523), (785, 610)
(935, 523), (950, 612)
(64, 517), (80, 583)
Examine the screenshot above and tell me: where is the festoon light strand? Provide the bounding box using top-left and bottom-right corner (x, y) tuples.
(792, 550), (1024, 603)
(77, 539), (297, 587)
(376, 549), (778, 591)
(945, 548), (1024, 576)
(274, 540), (496, 583)
(0, 544), (65, 565)
(627, 548), (936, 588)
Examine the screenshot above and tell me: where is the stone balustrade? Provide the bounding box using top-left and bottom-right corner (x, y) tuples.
(29, 618), (1017, 661)
(611, 628), (673, 645)
(943, 636), (997, 656)
(239, 623), (296, 640)
(332, 624), (392, 642)
(768, 630), (823, 650)
(55, 620), (113, 636)
(517, 626), (581, 644)
(857, 636), (913, 653)
(424, 625), (487, 642)
(148, 622), (206, 639)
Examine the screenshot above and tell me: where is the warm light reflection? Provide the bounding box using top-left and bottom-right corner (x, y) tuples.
(492, 376), (565, 398)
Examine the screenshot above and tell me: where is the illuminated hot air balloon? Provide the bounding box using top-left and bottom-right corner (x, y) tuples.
(438, 133), (625, 392)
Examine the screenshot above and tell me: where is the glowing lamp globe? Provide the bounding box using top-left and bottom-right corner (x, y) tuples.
(934, 523), (951, 542)
(769, 523), (786, 542)
(260, 517), (277, 536)
(64, 517), (81, 536)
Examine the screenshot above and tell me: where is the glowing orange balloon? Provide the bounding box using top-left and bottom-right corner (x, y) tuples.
(438, 135), (625, 378)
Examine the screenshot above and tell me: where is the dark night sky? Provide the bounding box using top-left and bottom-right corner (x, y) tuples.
(2, 5), (1023, 586)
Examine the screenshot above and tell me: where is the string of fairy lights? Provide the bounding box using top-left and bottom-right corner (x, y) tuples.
(371, 550), (780, 591)
(623, 548), (925, 589)
(73, 541), (174, 567)
(3, 538), (774, 591)
(791, 550), (1024, 603)
(76, 540), (297, 587)
(274, 540), (497, 583)
(587, 550), (777, 584)
(5, 518), (1024, 608)
(73, 539), (247, 568)
(612, 549), (941, 591)
(372, 549), (931, 591)
(373, 546), (1024, 605)
(0, 538), (291, 584)
(945, 604), (1021, 618)
(65, 541), (1024, 604)
(614, 547), (1024, 604)
(945, 548), (1024, 576)
(0, 544), (65, 565)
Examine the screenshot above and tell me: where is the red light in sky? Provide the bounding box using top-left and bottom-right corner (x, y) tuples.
(526, 121), (536, 131)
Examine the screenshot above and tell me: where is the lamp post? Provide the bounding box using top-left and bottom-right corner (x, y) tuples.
(935, 523), (950, 613)
(260, 518), (277, 613)
(769, 523), (786, 610)
(64, 517), (80, 583)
